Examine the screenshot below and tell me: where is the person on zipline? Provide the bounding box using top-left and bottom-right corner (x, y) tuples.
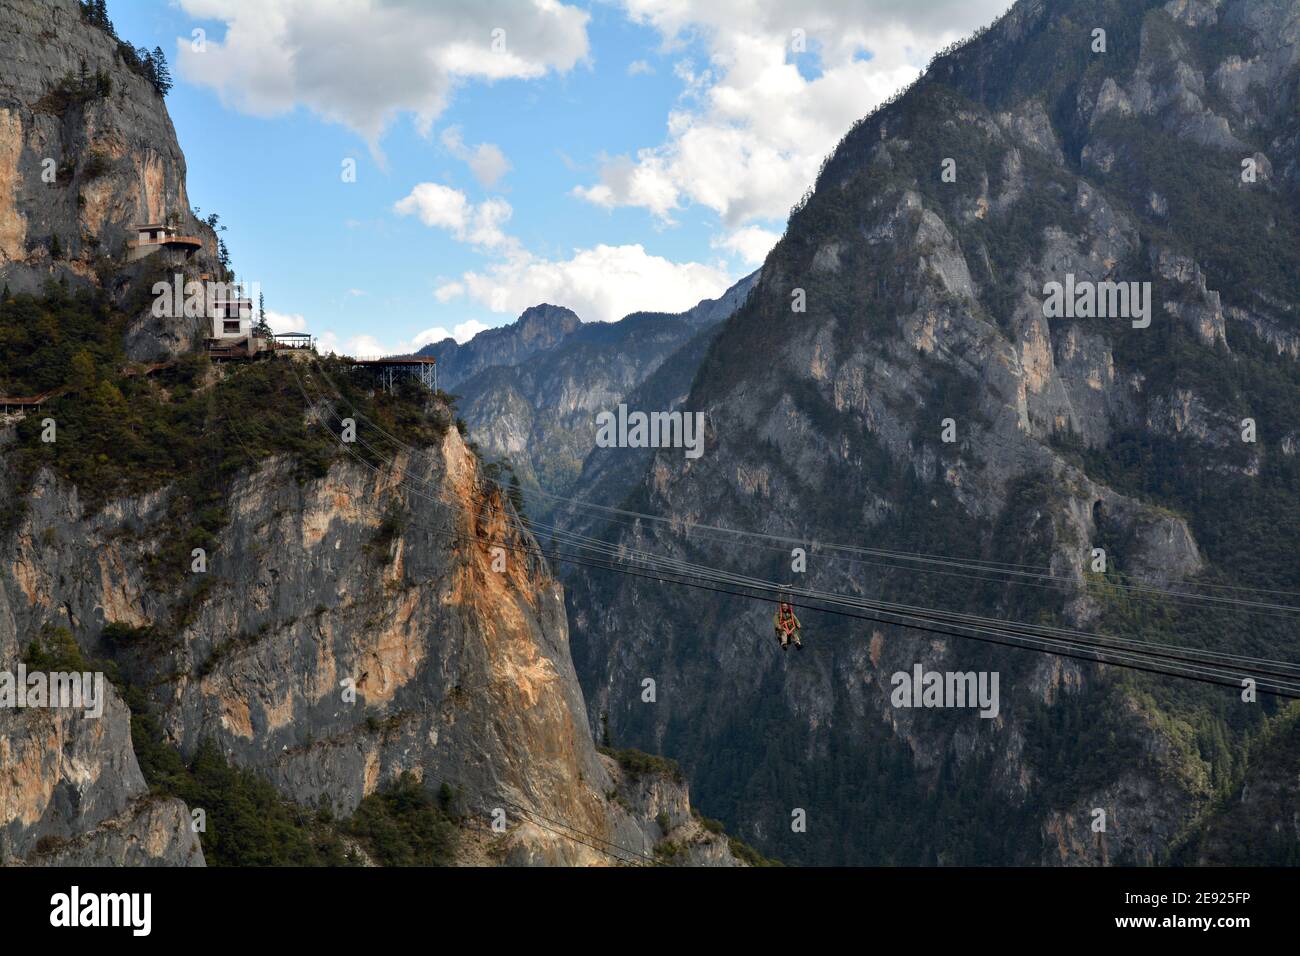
(774, 600), (802, 651)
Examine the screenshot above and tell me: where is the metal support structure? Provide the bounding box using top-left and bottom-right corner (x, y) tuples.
(350, 357), (437, 395)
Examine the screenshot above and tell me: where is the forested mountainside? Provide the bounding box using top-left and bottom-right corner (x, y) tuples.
(0, 0), (748, 868)
(562, 0), (1300, 865)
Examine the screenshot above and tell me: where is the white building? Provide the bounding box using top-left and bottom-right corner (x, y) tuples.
(210, 283), (254, 340)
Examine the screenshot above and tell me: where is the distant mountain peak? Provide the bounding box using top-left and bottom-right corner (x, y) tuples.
(418, 302), (580, 389)
(519, 303), (580, 324)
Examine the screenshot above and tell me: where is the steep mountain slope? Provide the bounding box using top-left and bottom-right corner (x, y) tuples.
(1, 364), (738, 865)
(451, 271), (759, 518)
(559, 319), (729, 540)
(566, 0), (1300, 865)
(1174, 705), (1300, 865)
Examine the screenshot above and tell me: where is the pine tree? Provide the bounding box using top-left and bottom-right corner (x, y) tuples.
(151, 47), (173, 96)
(136, 47), (156, 87)
(508, 473), (527, 523)
(254, 292), (272, 337)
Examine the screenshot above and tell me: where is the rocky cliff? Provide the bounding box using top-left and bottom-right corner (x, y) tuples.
(564, 0), (1300, 865)
(560, 319), (730, 540)
(0, 371), (742, 865)
(0, 0), (221, 359)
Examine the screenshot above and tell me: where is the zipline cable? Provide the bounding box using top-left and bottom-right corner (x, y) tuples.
(311, 362), (1300, 615)
(289, 365), (1300, 687)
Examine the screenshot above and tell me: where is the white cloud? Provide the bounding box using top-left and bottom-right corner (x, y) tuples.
(412, 320), (491, 347)
(575, 0), (1012, 227)
(265, 309), (308, 333)
(175, 0), (590, 151)
(460, 243), (730, 323)
(572, 153), (680, 222)
(435, 281), (466, 304)
(345, 334), (389, 357)
(393, 183), (518, 254)
(315, 330), (341, 354)
(398, 186), (733, 324)
(716, 225), (781, 265)
(627, 59), (654, 76)
(441, 126), (512, 188)
(313, 318), (488, 358)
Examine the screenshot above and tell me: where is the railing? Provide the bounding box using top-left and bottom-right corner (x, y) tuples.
(271, 336), (315, 350)
(0, 388), (65, 413)
(127, 234), (203, 249)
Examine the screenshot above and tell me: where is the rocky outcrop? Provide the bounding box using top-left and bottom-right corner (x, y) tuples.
(0, 0), (220, 353)
(0, 677), (203, 866)
(0, 391), (742, 866)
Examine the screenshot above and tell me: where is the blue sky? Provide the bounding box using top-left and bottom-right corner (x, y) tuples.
(108, 0), (1011, 354)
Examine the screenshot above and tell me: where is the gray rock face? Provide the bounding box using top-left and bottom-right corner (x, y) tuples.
(0, 678), (203, 866)
(562, 0), (1300, 866)
(457, 314), (705, 508)
(560, 320), (728, 540)
(420, 304), (582, 391)
(0, 408), (740, 866)
(27, 796), (203, 867)
(423, 272), (759, 399)
(0, 0), (220, 351)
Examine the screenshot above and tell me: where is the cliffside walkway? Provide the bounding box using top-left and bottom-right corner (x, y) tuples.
(0, 388), (64, 416)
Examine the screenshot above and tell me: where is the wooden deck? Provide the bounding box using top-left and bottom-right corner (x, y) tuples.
(0, 388), (64, 414)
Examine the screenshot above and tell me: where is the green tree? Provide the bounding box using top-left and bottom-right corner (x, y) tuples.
(254, 291), (271, 338)
(69, 349), (97, 393)
(151, 47), (173, 96)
